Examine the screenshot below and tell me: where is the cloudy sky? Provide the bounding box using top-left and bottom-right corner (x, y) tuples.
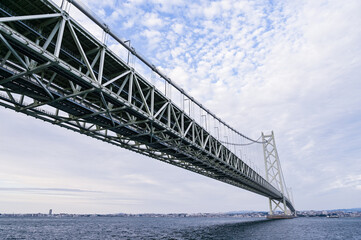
(1, 0), (361, 214)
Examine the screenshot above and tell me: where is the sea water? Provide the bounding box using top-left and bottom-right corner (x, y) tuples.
(0, 216), (360, 239)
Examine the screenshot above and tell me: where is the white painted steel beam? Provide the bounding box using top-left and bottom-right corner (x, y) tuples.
(0, 13), (62, 23)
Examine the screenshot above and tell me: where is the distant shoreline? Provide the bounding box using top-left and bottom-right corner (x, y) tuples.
(1, 208), (361, 218)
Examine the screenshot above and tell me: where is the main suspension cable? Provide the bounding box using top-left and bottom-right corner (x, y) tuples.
(220, 135), (268, 146)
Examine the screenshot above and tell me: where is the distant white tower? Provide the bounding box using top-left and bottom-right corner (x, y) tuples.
(49, 209), (53, 215)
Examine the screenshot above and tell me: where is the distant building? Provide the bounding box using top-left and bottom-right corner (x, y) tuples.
(49, 209), (52, 215)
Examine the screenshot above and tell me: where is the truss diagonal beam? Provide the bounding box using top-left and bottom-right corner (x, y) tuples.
(67, 20), (97, 82)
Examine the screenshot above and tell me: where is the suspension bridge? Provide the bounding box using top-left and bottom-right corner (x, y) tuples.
(0, 0), (295, 217)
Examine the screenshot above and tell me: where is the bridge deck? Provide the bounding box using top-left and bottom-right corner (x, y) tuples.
(0, 0), (294, 213)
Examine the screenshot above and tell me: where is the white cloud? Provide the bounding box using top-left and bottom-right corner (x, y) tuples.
(325, 175), (361, 191)
(143, 12), (163, 28)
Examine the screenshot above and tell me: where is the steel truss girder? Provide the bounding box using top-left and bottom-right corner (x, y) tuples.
(0, 0), (293, 208)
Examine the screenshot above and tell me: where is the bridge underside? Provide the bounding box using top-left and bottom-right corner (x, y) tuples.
(0, 0), (294, 213)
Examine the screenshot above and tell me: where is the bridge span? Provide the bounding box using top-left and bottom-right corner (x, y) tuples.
(0, 0), (295, 215)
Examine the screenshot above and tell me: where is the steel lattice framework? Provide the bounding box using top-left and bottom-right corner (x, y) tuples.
(262, 132), (295, 215)
(0, 0), (295, 214)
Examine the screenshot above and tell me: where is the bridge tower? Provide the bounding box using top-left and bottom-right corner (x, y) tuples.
(262, 131), (294, 218)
